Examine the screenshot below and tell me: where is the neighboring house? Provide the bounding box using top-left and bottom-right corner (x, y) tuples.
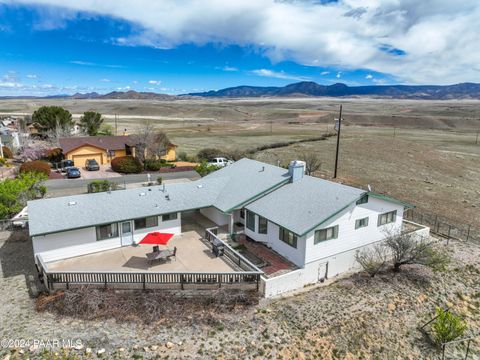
(0, 126), (20, 150)
(28, 158), (428, 297)
(162, 143), (177, 161)
(59, 135), (136, 167)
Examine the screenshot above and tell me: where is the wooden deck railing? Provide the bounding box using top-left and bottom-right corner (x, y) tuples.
(204, 227), (264, 273)
(44, 270), (261, 291)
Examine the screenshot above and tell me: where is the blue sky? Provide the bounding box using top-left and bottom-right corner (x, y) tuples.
(0, 1), (478, 96)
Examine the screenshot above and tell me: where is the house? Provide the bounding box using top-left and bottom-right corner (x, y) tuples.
(59, 136), (177, 167)
(27, 158), (429, 297)
(59, 135), (136, 167)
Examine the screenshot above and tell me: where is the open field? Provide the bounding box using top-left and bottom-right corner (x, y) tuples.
(1, 97), (479, 227)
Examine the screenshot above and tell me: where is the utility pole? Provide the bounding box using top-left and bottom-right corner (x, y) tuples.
(333, 105), (342, 179)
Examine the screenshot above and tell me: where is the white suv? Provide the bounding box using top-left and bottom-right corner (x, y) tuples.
(208, 157), (234, 167)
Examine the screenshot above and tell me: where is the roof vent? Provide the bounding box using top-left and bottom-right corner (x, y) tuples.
(197, 184), (203, 189)
(165, 194), (170, 201)
(139, 192), (146, 197)
(260, 166), (265, 172)
(68, 201), (77, 206)
(288, 160), (306, 182)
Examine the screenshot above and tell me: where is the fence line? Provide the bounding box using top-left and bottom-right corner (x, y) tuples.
(404, 209), (479, 245)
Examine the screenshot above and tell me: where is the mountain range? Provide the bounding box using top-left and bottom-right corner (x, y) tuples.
(188, 82), (480, 100)
(2, 82), (480, 100)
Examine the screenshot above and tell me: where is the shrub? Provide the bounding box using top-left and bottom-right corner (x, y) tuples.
(195, 161), (220, 177)
(144, 159), (162, 171)
(111, 156), (142, 174)
(0, 158), (5, 166)
(197, 148), (223, 161)
(354, 245), (388, 277)
(384, 231), (450, 272)
(87, 180), (119, 193)
(45, 147), (64, 163)
(157, 176), (163, 185)
(19, 160), (51, 176)
(2, 146), (13, 159)
(177, 151), (188, 161)
(431, 307), (467, 345)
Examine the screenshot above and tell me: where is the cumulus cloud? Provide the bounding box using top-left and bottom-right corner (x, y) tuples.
(99, 78), (111, 82)
(148, 80), (161, 85)
(365, 74), (373, 79)
(251, 69), (309, 81)
(26, 74), (38, 79)
(13, 0), (480, 84)
(320, 71), (330, 76)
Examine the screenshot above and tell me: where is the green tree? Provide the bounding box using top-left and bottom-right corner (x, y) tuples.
(32, 106), (73, 134)
(98, 124), (114, 136)
(0, 172), (47, 219)
(431, 307), (467, 345)
(79, 111), (104, 136)
(195, 161), (220, 177)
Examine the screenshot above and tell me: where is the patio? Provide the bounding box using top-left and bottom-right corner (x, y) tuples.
(45, 213), (236, 273)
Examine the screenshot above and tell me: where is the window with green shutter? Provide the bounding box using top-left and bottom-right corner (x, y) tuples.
(314, 225), (339, 244)
(377, 210), (397, 226)
(355, 217), (369, 229)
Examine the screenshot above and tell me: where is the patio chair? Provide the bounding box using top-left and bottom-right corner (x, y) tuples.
(166, 246), (177, 261)
(153, 245), (160, 253)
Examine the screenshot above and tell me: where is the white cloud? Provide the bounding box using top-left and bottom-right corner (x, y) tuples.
(148, 80), (161, 85)
(365, 74), (373, 79)
(336, 72), (342, 79)
(100, 78), (111, 82)
(222, 66), (238, 72)
(26, 74), (38, 79)
(320, 71), (330, 76)
(251, 69), (309, 81)
(70, 60), (95, 66)
(14, 0), (480, 84)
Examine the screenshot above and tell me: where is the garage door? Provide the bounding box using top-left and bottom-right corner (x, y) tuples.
(72, 153), (103, 168)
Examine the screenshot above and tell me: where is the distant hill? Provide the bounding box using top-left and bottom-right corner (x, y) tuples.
(2, 82), (480, 100)
(188, 81), (480, 100)
(0, 90), (175, 100)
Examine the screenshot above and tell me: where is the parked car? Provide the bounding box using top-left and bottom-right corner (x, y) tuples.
(85, 159), (100, 171)
(66, 167), (81, 179)
(208, 157), (233, 167)
(60, 159), (74, 173)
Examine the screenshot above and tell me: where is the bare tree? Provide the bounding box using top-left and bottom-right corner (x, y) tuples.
(383, 230), (449, 272)
(300, 152), (322, 175)
(354, 245), (389, 277)
(131, 120), (170, 162)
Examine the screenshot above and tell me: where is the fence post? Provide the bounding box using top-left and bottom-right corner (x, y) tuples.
(180, 274), (184, 290)
(104, 273), (107, 289)
(442, 344), (445, 360)
(142, 274), (146, 291)
(465, 339), (471, 360)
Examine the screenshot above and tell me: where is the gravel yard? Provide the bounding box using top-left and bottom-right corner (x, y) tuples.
(0, 231), (478, 359)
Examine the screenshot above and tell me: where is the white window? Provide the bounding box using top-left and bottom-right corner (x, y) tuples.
(279, 227), (297, 248)
(96, 223), (118, 240)
(377, 210), (397, 226)
(246, 210), (255, 231)
(162, 212), (178, 222)
(258, 216), (268, 234)
(355, 217), (369, 229)
(314, 225), (339, 244)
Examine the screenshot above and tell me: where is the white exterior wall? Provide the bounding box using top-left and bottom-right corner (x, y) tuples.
(32, 227), (121, 263)
(244, 213), (306, 267)
(33, 212), (182, 264)
(131, 213), (181, 243)
(303, 197), (404, 277)
(200, 207), (230, 226)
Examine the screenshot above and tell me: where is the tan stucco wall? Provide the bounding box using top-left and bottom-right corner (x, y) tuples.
(161, 146), (176, 161)
(66, 146), (128, 166)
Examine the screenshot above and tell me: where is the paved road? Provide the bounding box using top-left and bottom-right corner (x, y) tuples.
(45, 170), (200, 197)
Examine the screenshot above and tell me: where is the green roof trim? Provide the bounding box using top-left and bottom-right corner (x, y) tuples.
(367, 192), (415, 209)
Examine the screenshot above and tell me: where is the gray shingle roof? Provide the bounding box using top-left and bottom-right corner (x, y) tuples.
(28, 158), (289, 236)
(245, 175), (365, 236)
